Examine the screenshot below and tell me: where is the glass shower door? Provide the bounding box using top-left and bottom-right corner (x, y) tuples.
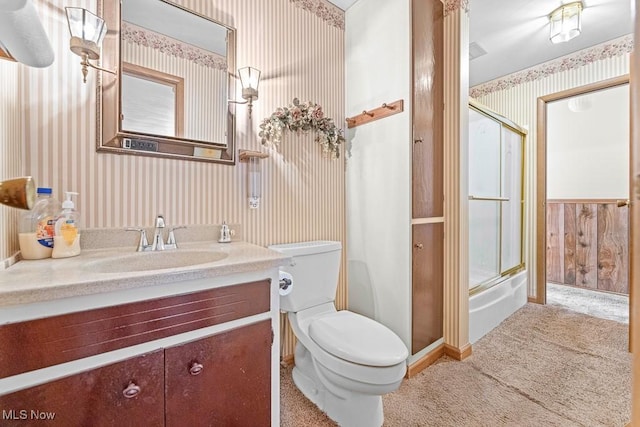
(469, 109), (501, 287)
(468, 105), (525, 292)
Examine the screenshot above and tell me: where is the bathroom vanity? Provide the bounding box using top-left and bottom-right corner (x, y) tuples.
(0, 238), (288, 426)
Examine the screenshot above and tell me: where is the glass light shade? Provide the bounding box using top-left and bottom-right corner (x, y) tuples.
(65, 7), (107, 58)
(238, 66), (260, 100)
(549, 2), (582, 44)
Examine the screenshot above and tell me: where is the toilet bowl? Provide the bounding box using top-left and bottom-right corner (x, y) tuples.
(269, 241), (408, 427)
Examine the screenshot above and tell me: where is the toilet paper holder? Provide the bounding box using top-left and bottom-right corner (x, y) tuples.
(279, 277), (292, 291)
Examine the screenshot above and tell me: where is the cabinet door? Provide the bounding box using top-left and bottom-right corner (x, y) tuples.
(411, 0), (444, 219)
(412, 223), (444, 354)
(165, 320), (271, 427)
(0, 350), (164, 427)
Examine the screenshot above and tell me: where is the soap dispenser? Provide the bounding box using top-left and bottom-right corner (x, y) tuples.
(52, 191), (81, 258)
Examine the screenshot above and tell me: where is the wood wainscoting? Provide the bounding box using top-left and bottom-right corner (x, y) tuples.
(546, 200), (629, 294)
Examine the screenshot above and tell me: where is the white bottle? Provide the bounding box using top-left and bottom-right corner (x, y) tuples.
(19, 187), (61, 259)
(52, 192), (81, 259)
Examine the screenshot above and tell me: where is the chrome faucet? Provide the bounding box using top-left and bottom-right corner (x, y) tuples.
(126, 215), (185, 252)
(152, 215), (166, 251)
(126, 227), (151, 252)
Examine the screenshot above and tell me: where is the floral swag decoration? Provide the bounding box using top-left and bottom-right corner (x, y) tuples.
(259, 98), (345, 159)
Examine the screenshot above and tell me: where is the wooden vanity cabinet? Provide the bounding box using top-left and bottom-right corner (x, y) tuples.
(165, 320), (271, 427)
(0, 280), (274, 426)
(0, 350), (165, 427)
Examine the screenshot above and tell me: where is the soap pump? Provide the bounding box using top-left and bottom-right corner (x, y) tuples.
(52, 191), (81, 258)
(218, 221), (232, 243)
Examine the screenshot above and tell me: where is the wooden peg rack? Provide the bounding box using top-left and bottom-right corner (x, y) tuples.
(345, 99), (404, 129)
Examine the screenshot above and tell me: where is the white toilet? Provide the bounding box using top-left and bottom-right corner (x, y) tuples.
(269, 241), (408, 427)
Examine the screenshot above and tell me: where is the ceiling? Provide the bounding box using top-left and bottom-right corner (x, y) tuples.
(328, 0), (633, 87)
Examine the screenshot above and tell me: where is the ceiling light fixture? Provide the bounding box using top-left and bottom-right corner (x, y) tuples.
(549, 1), (583, 44)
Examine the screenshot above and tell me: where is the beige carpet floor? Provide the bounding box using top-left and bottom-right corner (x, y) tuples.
(280, 303), (632, 426)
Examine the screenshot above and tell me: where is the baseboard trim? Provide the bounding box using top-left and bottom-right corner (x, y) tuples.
(444, 343), (472, 361)
(280, 354), (294, 367)
(406, 343), (445, 378)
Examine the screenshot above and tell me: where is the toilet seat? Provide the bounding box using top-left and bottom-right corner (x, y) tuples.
(309, 311), (408, 367)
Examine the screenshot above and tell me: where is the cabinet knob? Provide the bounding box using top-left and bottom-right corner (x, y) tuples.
(414, 243), (424, 249)
(189, 362), (204, 376)
(122, 381), (141, 399)
(414, 138), (423, 144)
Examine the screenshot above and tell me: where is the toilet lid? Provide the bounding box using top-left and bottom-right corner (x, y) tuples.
(308, 311), (408, 367)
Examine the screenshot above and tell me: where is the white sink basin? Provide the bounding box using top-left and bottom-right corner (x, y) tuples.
(84, 250), (228, 273)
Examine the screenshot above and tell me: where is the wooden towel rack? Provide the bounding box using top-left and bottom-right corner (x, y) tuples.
(345, 99), (404, 129)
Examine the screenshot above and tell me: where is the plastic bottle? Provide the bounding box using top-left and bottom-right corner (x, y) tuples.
(18, 187), (61, 259)
(52, 192), (81, 259)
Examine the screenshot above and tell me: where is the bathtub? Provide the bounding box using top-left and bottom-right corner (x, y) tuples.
(469, 270), (528, 344)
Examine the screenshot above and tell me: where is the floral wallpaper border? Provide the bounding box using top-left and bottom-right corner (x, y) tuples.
(290, 0), (345, 30)
(122, 22), (227, 71)
(444, 0), (469, 15)
(470, 34), (634, 98)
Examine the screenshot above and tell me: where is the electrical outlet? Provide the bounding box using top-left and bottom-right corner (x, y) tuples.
(123, 138), (158, 152)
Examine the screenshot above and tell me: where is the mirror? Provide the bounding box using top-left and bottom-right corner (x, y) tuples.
(98, 0), (237, 163)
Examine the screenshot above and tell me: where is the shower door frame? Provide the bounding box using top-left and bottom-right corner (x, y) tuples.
(469, 100), (527, 295)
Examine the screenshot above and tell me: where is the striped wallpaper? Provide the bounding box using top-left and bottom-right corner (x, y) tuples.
(474, 51), (630, 299)
(0, 60), (21, 266)
(3, 0), (345, 359)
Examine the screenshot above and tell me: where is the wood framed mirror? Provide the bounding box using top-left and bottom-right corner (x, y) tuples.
(98, 0), (237, 164)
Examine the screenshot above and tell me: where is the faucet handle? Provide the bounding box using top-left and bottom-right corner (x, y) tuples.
(155, 215), (166, 228)
(166, 226), (186, 249)
(126, 227), (150, 252)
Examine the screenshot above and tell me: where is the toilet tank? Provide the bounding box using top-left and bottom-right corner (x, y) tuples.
(268, 241), (342, 313)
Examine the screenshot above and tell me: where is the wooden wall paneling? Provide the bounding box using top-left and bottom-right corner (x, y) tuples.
(546, 203), (564, 283)
(597, 203), (629, 293)
(564, 203), (577, 285)
(411, 0), (444, 219)
(411, 222), (444, 354)
(576, 203), (598, 288)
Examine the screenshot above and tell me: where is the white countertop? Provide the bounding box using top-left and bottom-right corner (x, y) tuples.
(0, 240), (289, 308)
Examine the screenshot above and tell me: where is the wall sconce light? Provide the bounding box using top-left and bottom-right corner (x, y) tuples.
(549, 1), (583, 44)
(65, 7), (116, 83)
(230, 66), (261, 118)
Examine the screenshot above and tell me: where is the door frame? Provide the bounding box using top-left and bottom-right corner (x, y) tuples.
(535, 75), (632, 332)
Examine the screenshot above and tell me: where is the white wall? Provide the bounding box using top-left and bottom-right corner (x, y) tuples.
(345, 0), (412, 347)
(547, 84), (629, 199)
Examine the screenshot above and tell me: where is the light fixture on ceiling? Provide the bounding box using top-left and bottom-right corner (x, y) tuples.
(567, 95), (592, 112)
(549, 1), (583, 44)
(65, 7), (116, 83)
(230, 66), (261, 118)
